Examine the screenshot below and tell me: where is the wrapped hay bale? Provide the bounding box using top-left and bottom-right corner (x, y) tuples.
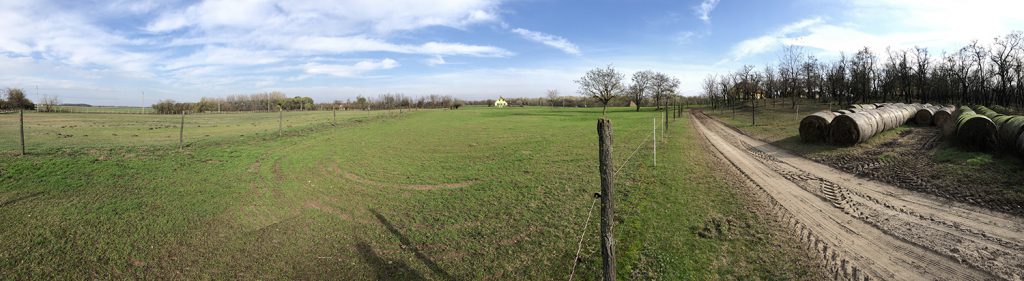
(974, 105), (1002, 119)
(829, 112), (878, 145)
(800, 111), (839, 143)
(996, 116), (1024, 150)
(955, 108), (997, 151)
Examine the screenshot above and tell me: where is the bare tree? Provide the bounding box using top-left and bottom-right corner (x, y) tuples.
(650, 72), (680, 110)
(628, 70), (655, 111)
(702, 74), (719, 108)
(779, 45), (805, 108)
(546, 89), (560, 107)
(576, 65), (626, 114)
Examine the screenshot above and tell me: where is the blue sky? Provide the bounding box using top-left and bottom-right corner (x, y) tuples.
(1, 0), (1022, 105)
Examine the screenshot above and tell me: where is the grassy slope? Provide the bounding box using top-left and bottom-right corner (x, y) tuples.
(1, 106), (817, 279)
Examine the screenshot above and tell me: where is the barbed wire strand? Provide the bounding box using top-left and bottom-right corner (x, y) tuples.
(567, 196), (599, 281)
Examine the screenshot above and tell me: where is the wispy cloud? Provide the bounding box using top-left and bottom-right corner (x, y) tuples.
(727, 17), (824, 60)
(304, 58), (400, 77)
(693, 0), (719, 24)
(511, 28), (581, 55)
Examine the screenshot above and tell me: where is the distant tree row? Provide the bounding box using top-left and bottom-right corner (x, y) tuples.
(701, 31), (1024, 110)
(575, 65), (682, 114)
(1, 88), (35, 110)
(326, 93), (465, 110)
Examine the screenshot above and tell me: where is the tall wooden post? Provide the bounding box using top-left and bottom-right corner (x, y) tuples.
(664, 107), (668, 136)
(653, 118), (657, 167)
(178, 111), (185, 150)
(333, 106), (337, 126)
(19, 109), (26, 156)
(596, 118), (616, 281)
(278, 106), (283, 137)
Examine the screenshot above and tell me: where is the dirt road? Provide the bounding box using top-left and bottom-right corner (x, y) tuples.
(691, 111), (1024, 281)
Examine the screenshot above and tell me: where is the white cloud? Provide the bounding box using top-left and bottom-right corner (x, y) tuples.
(728, 17), (823, 60)
(511, 28), (581, 55)
(304, 58), (399, 77)
(729, 0), (1024, 61)
(289, 36), (512, 57)
(426, 55), (447, 66)
(693, 0), (719, 24)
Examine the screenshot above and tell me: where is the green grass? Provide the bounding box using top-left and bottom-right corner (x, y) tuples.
(0, 106), (815, 279)
(935, 147), (995, 166)
(54, 105), (156, 114)
(0, 109), (392, 153)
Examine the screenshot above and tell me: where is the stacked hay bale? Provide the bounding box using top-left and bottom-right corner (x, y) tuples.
(955, 107), (997, 151)
(914, 105), (941, 126)
(932, 105), (957, 127)
(799, 110), (839, 143)
(828, 103), (917, 145)
(975, 105), (1024, 152)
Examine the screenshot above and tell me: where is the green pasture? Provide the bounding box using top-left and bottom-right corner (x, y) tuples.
(0, 106), (816, 279)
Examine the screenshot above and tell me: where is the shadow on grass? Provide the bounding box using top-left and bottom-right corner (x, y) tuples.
(355, 241), (427, 281)
(369, 209), (455, 281)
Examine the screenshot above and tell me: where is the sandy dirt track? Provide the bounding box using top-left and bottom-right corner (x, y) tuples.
(691, 111), (1024, 281)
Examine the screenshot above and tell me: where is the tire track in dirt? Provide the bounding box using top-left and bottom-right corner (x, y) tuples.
(692, 111), (1023, 280)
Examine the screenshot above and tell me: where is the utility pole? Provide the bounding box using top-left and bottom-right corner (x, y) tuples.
(596, 118), (616, 281)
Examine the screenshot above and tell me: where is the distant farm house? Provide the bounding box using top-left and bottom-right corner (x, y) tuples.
(494, 97), (508, 108)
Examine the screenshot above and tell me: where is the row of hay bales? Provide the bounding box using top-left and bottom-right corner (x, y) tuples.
(914, 104), (957, 127)
(799, 103), (922, 145)
(963, 105), (1024, 154)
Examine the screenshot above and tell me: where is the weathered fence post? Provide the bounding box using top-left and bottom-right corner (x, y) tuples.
(333, 105), (337, 126)
(597, 118), (616, 281)
(653, 117), (657, 167)
(178, 110), (185, 150)
(278, 106), (283, 137)
(19, 109), (26, 156)
(664, 107), (669, 137)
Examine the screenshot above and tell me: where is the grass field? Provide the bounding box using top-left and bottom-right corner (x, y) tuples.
(0, 110), (390, 153)
(1, 106), (818, 279)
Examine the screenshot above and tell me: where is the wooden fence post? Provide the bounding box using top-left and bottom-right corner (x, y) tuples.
(597, 118), (616, 281)
(19, 109), (26, 156)
(653, 117), (657, 167)
(179, 111), (185, 150)
(664, 107), (668, 136)
(278, 106), (283, 137)
(333, 106), (337, 126)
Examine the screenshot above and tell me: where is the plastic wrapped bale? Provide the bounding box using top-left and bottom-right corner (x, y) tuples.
(1019, 130), (1024, 156)
(829, 112), (877, 145)
(800, 111), (838, 143)
(955, 108), (997, 151)
(996, 116), (1024, 150)
(974, 105), (1002, 119)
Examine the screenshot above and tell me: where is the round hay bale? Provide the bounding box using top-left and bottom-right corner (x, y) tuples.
(933, 106), (956, 127)
(992, 115), (1014, 129)
(829, 112), (876, 145)
(835, 109), (852, 115)
(867, 110), (885, 135)
(955, 110), (997, 151)
(800, 111), (838, 143)
(996, 116), (1024, 150)
(975, 105), (1002, 119)
(914, 107), (936, 126)
(942, 107), (965, 139)
(1018, 129), (1024, 156)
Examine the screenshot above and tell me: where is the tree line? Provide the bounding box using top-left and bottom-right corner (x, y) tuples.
(575, 65), (682, 114)
(1, 88), (35, 111)
(700, 31), (1024, 110)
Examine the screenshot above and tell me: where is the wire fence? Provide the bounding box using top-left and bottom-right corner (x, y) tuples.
(566, 110), (681, 280)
